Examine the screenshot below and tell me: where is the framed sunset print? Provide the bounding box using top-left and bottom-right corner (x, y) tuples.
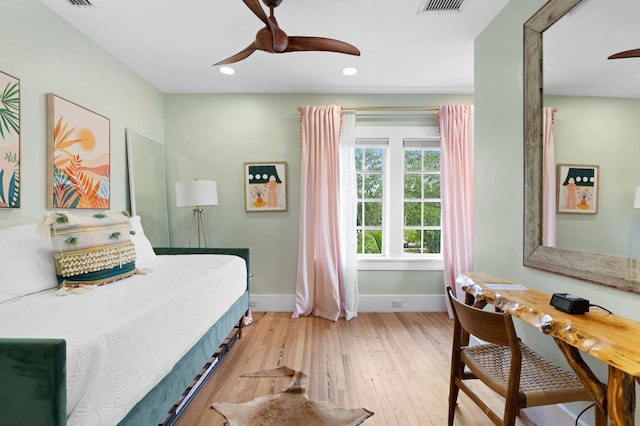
(47, 93), (110, 209)
(244, 162), (288, 212)
(0, 70), (20, 208)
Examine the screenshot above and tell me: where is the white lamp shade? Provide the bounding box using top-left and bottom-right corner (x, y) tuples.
(635, 185), (640, 209)
(175, 180), (218, 207)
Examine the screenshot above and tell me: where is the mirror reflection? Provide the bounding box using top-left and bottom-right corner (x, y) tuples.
(523, 0), (640, 292)
(126, 129), (171, 247)
(543, 0), (640, 258)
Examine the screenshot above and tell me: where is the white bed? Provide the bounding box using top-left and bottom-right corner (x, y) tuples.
(0, 254), (247, 426)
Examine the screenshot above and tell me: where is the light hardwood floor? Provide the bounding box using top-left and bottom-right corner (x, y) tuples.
(174, 312), (535, 426)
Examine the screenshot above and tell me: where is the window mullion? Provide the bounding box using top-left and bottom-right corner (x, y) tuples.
(388, 134), (403, 258)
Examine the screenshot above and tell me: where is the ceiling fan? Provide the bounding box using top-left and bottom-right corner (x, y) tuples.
(214, 0), (361, 66)
(608, 49), (640, 59)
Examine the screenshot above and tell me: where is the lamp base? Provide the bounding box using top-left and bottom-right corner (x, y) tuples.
(189, 207), (208, 248)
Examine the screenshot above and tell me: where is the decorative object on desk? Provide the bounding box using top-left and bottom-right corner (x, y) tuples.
(175, 179), (218, 248)
(550, 293), (590, 314)
(46, 93), (110, 209)
(244, 161), (287, 212)
(0, 70), (20, 208)
(556, 164), (599, 214)
(212, 366), (373, 426)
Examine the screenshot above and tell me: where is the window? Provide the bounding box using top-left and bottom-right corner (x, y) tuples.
(355, 126), (443, 271)
(355, 143), (385, 255)
(403, 139), (441, 255)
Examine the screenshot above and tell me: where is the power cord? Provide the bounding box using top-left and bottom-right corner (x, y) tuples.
(575, 403), (595, 426)
(589, 304), (613, 314)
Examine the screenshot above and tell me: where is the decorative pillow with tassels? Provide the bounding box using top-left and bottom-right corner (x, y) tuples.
(39, 211), (137, 293)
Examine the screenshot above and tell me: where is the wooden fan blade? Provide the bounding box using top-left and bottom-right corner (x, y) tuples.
(214, 43), (257, 66)
(286, 36), (360, 56)
(242, 0), (269, 25)
(608, 48), (640, 59)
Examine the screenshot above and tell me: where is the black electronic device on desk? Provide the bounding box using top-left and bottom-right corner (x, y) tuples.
(550, 293), (590, 314)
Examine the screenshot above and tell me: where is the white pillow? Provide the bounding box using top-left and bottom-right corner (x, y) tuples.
(0, 224), (58, 302)
(130, 216), (158, 267)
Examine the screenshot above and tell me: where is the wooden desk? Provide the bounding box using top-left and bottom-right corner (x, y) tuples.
(459, 272), (640, 426)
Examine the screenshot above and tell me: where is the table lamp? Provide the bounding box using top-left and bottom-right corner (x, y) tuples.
(175, 179), (218, 247)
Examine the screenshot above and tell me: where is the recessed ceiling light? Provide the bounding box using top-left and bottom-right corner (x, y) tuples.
(219, 67), (235, 75)
(342, 67), (357, 76)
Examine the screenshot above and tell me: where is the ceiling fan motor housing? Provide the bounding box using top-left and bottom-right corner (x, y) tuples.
(213, 0), (360, 65)
(262, 0), (283, 8)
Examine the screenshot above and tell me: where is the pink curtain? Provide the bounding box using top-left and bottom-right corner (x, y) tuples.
(293, 105), (346, 321)
(543, 107), (556, 247)
(440, 105), (474, 316)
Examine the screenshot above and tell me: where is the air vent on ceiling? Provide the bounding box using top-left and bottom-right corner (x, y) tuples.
(65, 0), (94, 7)
(418, 0), (466, 14)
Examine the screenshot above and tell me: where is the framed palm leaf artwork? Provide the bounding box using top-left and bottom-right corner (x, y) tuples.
(0, 70), (20, 208)
(47, 93), (110, 209)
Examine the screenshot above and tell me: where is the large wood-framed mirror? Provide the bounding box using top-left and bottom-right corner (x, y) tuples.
(523, 0), (640, 293)
(126, 128), (171, 247)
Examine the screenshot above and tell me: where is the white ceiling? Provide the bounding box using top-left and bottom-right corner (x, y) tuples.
(39, 0), (510, 94)
(39, 0), (640, 97)
(544, 0), (640, 98)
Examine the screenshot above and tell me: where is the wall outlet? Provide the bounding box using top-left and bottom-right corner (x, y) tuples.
(392, 300), (403, 308)
(249, 299), (258, 308)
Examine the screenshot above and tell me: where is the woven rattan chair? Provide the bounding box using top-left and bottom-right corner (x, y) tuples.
(446, 287), (593, 426)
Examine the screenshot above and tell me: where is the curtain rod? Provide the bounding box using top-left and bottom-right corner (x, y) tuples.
(297, 106), (439, 112)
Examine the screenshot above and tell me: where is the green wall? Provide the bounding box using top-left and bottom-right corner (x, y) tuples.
(163, 93), (472, 297)
(476, 0), (640, 421)
(0, 0), (164, 227)
(546, 95), (640, 257)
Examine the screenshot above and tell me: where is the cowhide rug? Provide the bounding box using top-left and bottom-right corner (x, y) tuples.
(212, 366), (374, 426)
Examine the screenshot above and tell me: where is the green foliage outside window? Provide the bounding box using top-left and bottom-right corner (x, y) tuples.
(357, 229), (383, 254)
(403, 149), (441, 254)
(356, 147), (384, 254)
(355, 144), (442, 256)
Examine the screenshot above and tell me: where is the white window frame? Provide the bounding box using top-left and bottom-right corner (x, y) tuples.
(356, 126), (443, 271)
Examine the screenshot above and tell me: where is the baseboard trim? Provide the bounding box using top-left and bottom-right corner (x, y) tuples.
(358, 294), (447, 312)
(248, 295), (295, 312)
(248, 294), (447, 313)
(522, 401), (594, 426)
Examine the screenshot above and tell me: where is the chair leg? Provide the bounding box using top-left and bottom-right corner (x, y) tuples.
(448, 358), (462, 425)
(594, 406), (606, 426)
(447, 381), (459, 426)
(503, 398), (519, 426)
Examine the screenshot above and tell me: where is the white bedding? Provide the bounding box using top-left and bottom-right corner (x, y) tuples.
(0, 254), (246, 426)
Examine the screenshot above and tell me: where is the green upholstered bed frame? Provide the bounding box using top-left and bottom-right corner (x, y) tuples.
(0, 248), (250, 426)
